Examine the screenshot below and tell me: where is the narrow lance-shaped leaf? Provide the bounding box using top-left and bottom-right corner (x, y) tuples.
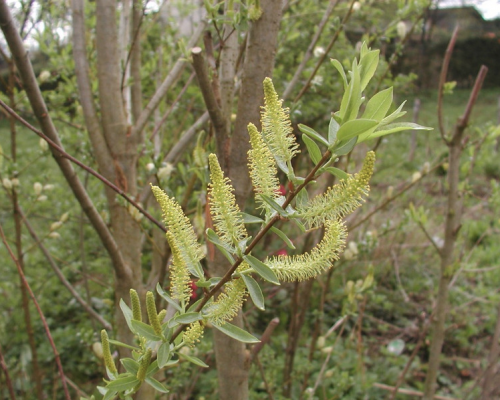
(212, 321), (260, 343)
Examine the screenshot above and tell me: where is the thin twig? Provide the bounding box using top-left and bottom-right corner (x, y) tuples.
(437, 26), (459, 144)
(294, 0), (356, 103)
(0, 224), (71, 400)
(249, 317), (280, 363)
(374, 383), (459, 400)
(0, 343), (16, 400)
(19, 207), (112, 330)
(0, 99), (166, 233)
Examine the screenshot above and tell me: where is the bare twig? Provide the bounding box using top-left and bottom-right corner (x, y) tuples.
(249, 317), (280, 363)
(0, 224), (71, 400)
(0, 99), (166, 233)
(0, 343), (16, 400)
(374, 383), (459, 400)
(19, 207), (112, 330)
(282, 0), (339, 100)
(437, 26), (459, 143)
(294, 0), (356, 103)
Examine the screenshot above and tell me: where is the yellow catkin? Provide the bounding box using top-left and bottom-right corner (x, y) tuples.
(267, 220), (347, 282)
(130, 289), (142, 322)
(204, 279), (247, 326)
(208, 154), (247, 248)
(146, 291), (162, 335)
(298, 151), (375, 228)
(247, 123), (281, 210)
(167, 231), (192, 303)
(183, 321), (204, 348)
(100, 330), (117, 375)
(136, 348), (152, 381)
(261, 78), (299, 166)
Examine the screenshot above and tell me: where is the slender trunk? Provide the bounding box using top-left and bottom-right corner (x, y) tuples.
(423, 64), (488, 399)
(5, 55), (44, 397)
(480, 302), (500, 398)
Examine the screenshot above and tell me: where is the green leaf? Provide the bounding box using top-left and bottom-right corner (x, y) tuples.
(331, 59), (347, 90)
(178, 352), (209, 367)
(363, 122), (433, 141)
(293, 218), (306, 232)
(145, 376), (169, 393)
(380, 101), (407, 125)
(239, 212), (264, 224)
(174, 312), (202, 324)
(206, 228), (236, 264)
(130, 320), (162, 341)
(242, 275), (265, 310)
(332, 136), (357, 155)
(339, 59), (362, 122)
(328, 117), (340, 144)
(259, 195), (289, 218)
(119, 299), (134, 332)
(157, 343), (171, 369)
(270, 226), (295, 249)
(295, 187), (309, 209)
(212, 322), (260, 343)
(362, 87), (393, 122)
(244, 255), (280, 285)
(298, 124), (329, 147)
(359, 49), (380, 91)
(102, 389), (117, 400)
(323, 167), (348, 181)
(336, 119), (378, 142)
(146, 360), (159, 377)
(156, 283), (182, 312)
(120, 358), (139, 375)
(106, 375), (140, 391)
(108, 340), (140, 351)
(302, 134), (323, 165)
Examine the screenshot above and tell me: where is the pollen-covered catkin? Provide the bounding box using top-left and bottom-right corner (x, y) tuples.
(208, 154), (247, 248)
(298, 151), (375, 228)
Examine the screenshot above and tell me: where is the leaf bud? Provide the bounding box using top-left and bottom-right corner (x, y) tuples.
(33, 182), (43, 195)
(422, 161), (430, 175)
(157, 163), (174, 181)
(38, 70), (51, 83)
(92, 342), (104, 359)
(37, 195), (48, 202)
(2, 178), (12, 190)
(146, 162), (155, 172)
(397, 21), (407, 40)
(39, 138), (49, 151)
(386, 185), (394, 198)
(50, 221), (63, 231)
(411, 171), (421, 183)
(11, 178), (19, 187)
(44, 184), (55, 191)
(59, 212), (69, 222)
(316, 336), (326, 349)
(48, 232), (61, 239)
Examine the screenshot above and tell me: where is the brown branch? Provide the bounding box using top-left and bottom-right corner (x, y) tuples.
(0, 0), (132, 281)
(191, 46), (228, 154)
(374, 383), (459, 400)
(0, 223), (71, 400)
(282, 0), (339, 100)
(249, 317), (280, 363)
(293, 0), (356, 103)
(171, 148), (334, 342)
(0, 341), (16, 400)
(132, 20), (206, 138)
(0, 99), (166, 233)
(19, 207), (112, 330)
(437, 26), (459, 143)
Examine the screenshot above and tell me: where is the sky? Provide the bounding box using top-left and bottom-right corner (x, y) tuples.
(438, 0), (500, 19)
